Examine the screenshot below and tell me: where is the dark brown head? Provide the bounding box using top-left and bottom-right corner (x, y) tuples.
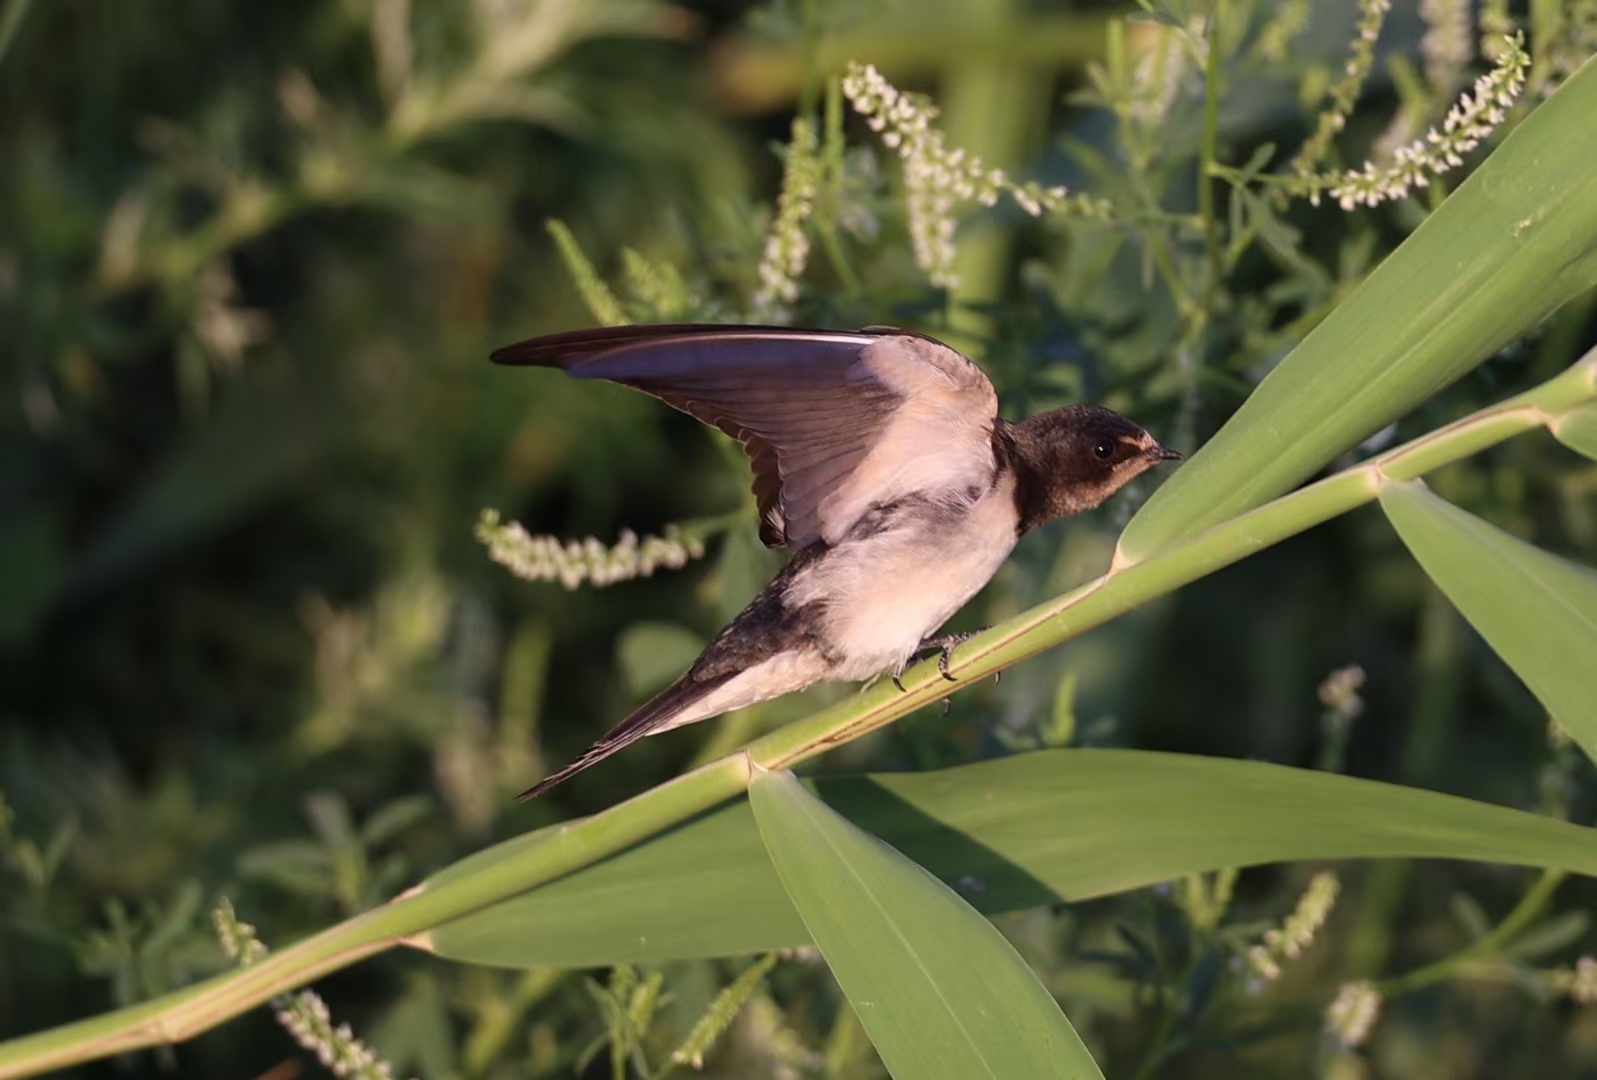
(1000, 405), (1181, 533)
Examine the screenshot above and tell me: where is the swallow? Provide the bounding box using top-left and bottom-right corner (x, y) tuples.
(492, 324), (1181, 799)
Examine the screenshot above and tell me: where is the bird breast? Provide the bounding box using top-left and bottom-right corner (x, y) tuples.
(784, 470), (1020, 681)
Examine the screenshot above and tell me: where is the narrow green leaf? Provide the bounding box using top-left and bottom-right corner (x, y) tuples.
(748, 769), (1102, 1080)
(1501, 910), (1590, 961)
(424, 749), (1597, 968)
(1120, 59), (1597, 560)
(1553, 402), (1597, 461)
(1380, 480), (1597, 761)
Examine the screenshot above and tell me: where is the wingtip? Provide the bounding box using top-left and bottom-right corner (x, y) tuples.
(516, 760), (584, 800)
(516, 771), (568, 801)
(489, 341), (561, 367)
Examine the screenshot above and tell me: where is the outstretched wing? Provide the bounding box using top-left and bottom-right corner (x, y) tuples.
(492, 324), (1000, 550)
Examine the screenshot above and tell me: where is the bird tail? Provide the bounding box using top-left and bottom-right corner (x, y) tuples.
(517, 670), (734, 801)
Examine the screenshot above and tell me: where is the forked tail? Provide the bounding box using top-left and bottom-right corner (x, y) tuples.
(517, 669), (734, 800)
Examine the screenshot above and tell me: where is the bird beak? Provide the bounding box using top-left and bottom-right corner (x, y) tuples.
(1148, 444), (1183, 462)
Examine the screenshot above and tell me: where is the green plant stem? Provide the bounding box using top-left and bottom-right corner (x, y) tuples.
(0, 0), (34, 69)
(1144, 227), (1199, 324)
(1129, 963), (1187, 1080)
(1377, 868), (1567, 996)
(1, 351), (1593, 1080)
(1198, 4), (1225, 319)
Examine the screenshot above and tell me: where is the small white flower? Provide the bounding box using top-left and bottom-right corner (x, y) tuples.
(1326, 980), (1382, 1047)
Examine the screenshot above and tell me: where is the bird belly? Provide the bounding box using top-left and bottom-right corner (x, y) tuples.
(788, 477), (1019, 681)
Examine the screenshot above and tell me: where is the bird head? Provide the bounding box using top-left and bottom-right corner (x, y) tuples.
(1011, 405), (1181, 530)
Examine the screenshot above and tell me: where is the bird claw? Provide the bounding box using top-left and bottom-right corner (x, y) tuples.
(916, 630), (981, 683)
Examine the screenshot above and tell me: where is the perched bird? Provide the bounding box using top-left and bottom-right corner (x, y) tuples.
(493, 324), (1180, 799)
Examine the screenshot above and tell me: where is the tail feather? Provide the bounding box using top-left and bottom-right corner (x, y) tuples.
(517, 670), (734, 800)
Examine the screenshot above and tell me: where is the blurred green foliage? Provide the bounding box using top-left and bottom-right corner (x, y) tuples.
(3, 0), (1597, 1077)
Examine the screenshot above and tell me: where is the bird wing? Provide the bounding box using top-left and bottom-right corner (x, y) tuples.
(491, 324), (1000, 550)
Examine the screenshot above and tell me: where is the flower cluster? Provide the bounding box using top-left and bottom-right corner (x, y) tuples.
(1318, 664), (1366, 723)
(1548, 955), (1597, 1004)
(192, 260), (270, 369)
(475, 508), (707, 590)
(622, 246), (694, 320)
(752, 118), (821, 322)
(1126, 21), (1191, 127)
(213, 900), (406, 1080)
(1325, 979), (1383, 1047)
(1291, 0), (1392, 177)
(1254, 0), (1310, 65)
(670, 953), (780, 1069)
(212, 899), (268, 966)
(1478, 0), (1515, 60)
(841, 62), (1109, 288)
(276, 993), (397, 1080)
(1419, 0), (1472, 92)
(1326, 33), (1528, 210)
(1247, 871), (1340, 989)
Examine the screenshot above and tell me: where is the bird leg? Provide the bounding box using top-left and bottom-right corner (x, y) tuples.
(916, 630), (982, 682)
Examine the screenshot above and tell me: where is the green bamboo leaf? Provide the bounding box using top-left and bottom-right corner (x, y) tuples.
(1379, 480), (1597, 761)
(748, 768), (1102, 1080)
(423, 749), (1597, 968)
(1553, 402), (1597, 461)
(1120, 59), (1597, 561)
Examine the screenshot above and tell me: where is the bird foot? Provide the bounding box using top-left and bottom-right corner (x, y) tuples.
(915, 631), (982, 682)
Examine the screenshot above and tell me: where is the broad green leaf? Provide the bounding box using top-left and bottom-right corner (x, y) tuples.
(423, 749), (1597, 968)
(1554, 402), (1597, 461)
(1120, 58), (1597, 560)
(1380, 481), (1597, 761)
(748, 769), (1102, 1080)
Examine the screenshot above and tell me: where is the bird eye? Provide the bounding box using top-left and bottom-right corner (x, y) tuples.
(1093, 441), (1114, 460)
